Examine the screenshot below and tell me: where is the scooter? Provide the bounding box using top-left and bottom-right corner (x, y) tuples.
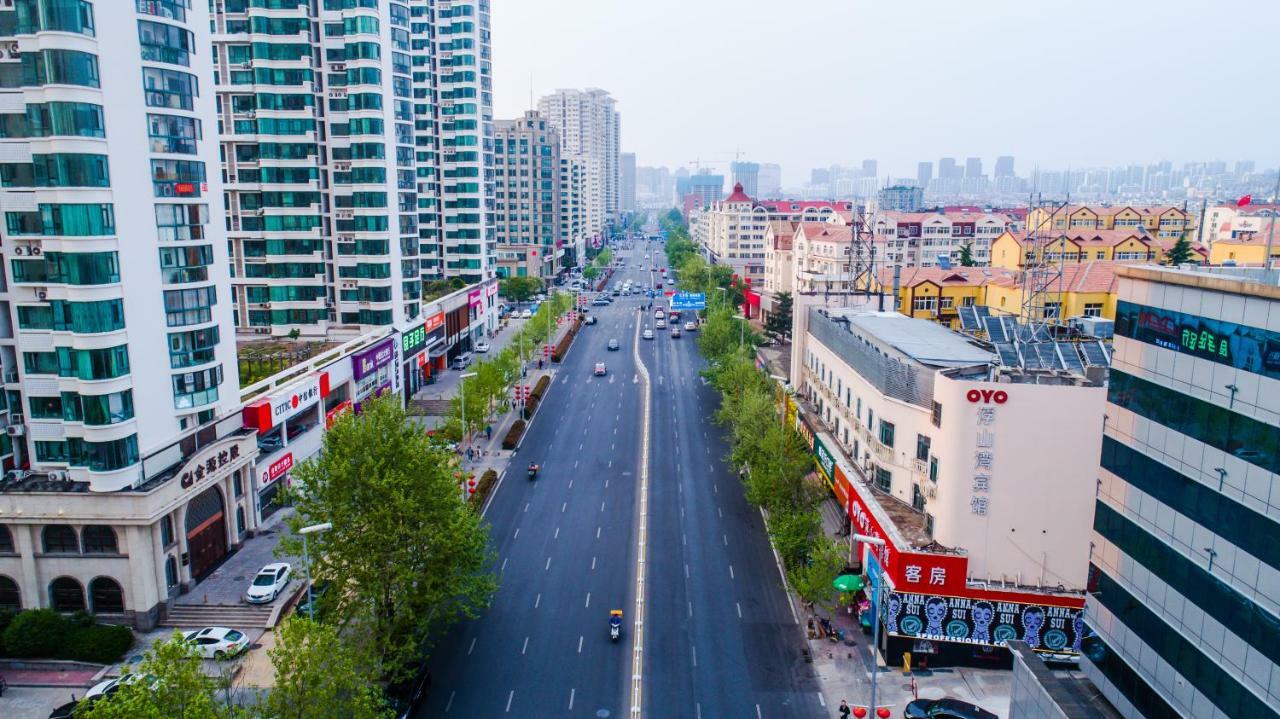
(609, 609), (623, 641)
(528, 464), (539, 481)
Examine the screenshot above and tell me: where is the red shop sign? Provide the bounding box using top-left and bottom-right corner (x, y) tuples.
(263, 453), (293, 485)
(325, 400), (353, 429)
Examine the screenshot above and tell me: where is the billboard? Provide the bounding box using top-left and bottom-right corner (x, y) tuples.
(886, 591), (1085, 654)
(670, 292), (706, 310)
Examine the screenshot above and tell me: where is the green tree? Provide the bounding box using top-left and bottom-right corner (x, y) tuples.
(1164, 233), (1196, 266)
(582, 265), (600, 281)
(286, 396), (496, 678)
(663, 208), (683, 227)
(262, 617), (391, 719)
(765, 292), (793, 339)
(499, 276), (544, 303)
(77, 632), (243, 719)
(958, 243), (976, 267)
(787, 536), (847, 612)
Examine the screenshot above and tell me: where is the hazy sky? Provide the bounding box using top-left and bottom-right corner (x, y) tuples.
(493, 0), (1279, 184)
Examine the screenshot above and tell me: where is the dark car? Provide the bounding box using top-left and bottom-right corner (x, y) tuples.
(292, 580), (330, 618)
(904, 697), (999, 719)
(384, 661), (432, 719)
(49, 700), (86, 719)
(607, 339), (620, 351)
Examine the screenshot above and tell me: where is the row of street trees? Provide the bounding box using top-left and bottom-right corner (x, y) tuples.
(665, 220), (847, 612)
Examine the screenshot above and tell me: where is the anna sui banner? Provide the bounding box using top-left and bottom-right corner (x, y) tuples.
(886, 591), (1085, 654)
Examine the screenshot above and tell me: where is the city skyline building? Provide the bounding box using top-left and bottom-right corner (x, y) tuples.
(538, 88), (620, 238)
(758, 162), (782, 197)
(494, 111), (561, 279)
(620, 151), (636, 213)
(730, 160), (760, 198)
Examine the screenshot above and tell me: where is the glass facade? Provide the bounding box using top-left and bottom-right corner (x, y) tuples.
(1115, 300), (1280, 383)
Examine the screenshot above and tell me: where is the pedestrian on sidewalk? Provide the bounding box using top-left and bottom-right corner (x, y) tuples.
(838, 700), (851, 719)
(485, 424), (492, 440)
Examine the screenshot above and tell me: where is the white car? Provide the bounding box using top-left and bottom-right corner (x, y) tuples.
(85, 672), (154, 699)
(594, 362), (607, 376)
(519, 309), (532, 319)
(183, 626), (250, 660)
(642, 329), (654, 340)
(245, 562), (292, 604)
(656, 319), (666, 329)
(684, 321), (698, 332)
(475, 341), (490, 353)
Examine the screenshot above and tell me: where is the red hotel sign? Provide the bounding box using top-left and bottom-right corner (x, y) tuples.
(846, 483), (968, 595)
(263, 452), (293, 485)
(966, 389), (1008, 404)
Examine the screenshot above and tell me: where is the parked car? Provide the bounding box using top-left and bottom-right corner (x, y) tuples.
(182, 626), (250, 660)
(607, 339), (620, 351)
(245, 562), (292, 604)
(450, 352), (473, 371)
(85, 672), (154, 700)
(594, 362), (607, 376)
(474, 341), (490, 353)
(519, 309), (532, 319)
(49, 701), (80, 719)
(293, 580), (331, 618)
(642, 329), (654, 340)
(904, 698), (999, 719)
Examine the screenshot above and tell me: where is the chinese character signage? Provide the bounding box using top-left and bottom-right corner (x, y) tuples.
(812, 435), (836, 492)
(1115, 300), (1280, 375)
(242, 373), (330, 432)
(970, 392), (998, 517)
(886, 591), (1085, 654)
(353, 338), (396, 381)
(468, 289), (483, 309)
(262, 452), (293, 486)
(179, 442), (244, 490)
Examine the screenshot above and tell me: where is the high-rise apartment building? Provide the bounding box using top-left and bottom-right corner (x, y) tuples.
(212, 0), (495, 339)
(686, 173), (725, 210)
(560, 156), (588, 267)
(730, 160), (760, 198)
(1085, 265), (1279, 718)
(860, 159), (877, 178)
(938, 157), (960, 179)
(995, 155), (1015, 178)
(620, 151), (636, 213)
(494, 111), (560, 279)
(538, 88), (620, 238)
(758, 163), (782, 198)
(916, 161), (933, 188)
(965, 157), (983, 178)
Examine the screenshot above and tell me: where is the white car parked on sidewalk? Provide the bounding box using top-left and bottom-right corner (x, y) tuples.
(183, 626), (251, 660)
(245, 562), (292, 604)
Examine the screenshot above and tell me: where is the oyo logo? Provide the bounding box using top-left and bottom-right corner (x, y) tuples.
(966, 389), (1008, 404)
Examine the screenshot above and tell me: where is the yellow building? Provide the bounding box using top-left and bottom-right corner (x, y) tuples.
(871, 262), (1125, 328)
(990, 229), (1206, 270)
(1026, 204), (1196, 238)
(1206, 220), (1279, 266)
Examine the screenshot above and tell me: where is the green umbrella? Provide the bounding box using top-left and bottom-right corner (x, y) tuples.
(833, 574), (864, 593)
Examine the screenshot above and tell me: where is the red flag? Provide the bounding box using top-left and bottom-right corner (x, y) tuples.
(1237, 194), (1252, 207)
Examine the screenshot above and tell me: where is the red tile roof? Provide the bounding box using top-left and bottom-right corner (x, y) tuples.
(724, 182), (752, 203)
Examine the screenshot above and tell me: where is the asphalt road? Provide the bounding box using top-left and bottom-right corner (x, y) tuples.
(420, 242), (823, 718)
(419, 261), (646, 718)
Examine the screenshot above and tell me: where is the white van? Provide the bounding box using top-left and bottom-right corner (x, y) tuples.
(451, 352), (473, 370)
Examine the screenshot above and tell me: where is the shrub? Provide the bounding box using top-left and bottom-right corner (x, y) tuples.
(531, 375), (551, 400)
(0, 607), (15, 646)
(522, 394), (540, 419)
(502, 419), (527, 449)
(2, 609), (69, 658)
(64, 623), (134, 664)
(468, 469), (499, 510)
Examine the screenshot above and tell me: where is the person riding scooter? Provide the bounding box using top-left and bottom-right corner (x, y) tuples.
(528, 462), (539, 480)
(609, 609), (623, 641)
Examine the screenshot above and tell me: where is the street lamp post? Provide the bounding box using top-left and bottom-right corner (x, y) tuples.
(853, 533), (888, 718)
(299, 522), (333, 620)
(459, 371), (478, 452)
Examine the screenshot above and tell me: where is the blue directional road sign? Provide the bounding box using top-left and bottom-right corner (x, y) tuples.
(670, 292), (706, 310)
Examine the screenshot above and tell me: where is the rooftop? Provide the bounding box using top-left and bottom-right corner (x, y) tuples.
(824, 308), (995, 368)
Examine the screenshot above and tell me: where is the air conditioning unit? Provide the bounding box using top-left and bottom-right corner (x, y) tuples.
(35, 287), (47, 300)
(11, 246), (24, 256)
(30, 245), (41, 255)
(5, 424), (24, 437)
(46, 470), (68, 481)
(4, 470), (28, 482)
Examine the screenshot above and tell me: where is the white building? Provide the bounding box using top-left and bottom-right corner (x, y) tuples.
(494, 112), (561, 280)
(1083, 265), (1280, 718)
(870, 210), (1018, 268)
(791, 308), (1105, 666)
(538, 88), (620, 236)
(213, 0), (496, 339)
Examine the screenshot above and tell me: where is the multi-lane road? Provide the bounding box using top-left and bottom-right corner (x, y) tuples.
(420, 244), (822, 717)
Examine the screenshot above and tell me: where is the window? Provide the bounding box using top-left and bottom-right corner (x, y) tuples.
(0, 576), (19, 610)
(147, 113), (200, 154)
(0, 526), (13, 553)
(916, 434), (931, 462)
(154, 203), (207, 242)
(43, 525), (79, 553)
(81, 525), (118, 553)
(152, 159), (205, 197)
(160, 515), (174, 547)
(168, 327), (219, 368)
(172, 365), (223, 409)
(874, 466), (892, 492)
(56, 345), (130, 380)
(49, 576), (85, 611)
(163, 286), (216, 327)
(81, 390), (134, 425)
(1083, 302), (1104, 318)
(929, 457), (939, 483)
(931, 400), (942, 428)
(142, 67), (197, 111)
(30, 153), (109, 187)
(912, 295), (937, 312)
(911, 484), (925, 511)
(164, 555), (178, 590)
(138, 19), (196, 66)
(88, 577), (124, 613)
(879, 420), (895, 448)
(22, 49), (100, 87)
(23, 102), (104, 138)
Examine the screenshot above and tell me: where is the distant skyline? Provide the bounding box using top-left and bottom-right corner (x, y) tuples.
(492, 0), (1280, 180)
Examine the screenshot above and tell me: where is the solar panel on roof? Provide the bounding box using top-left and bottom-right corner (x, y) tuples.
(1036, 342), (1065, 370)
(1056, 342), (1086, 374)
(974, 305), (991, 319)
(1002, 316), (1024, 343)
(984, 316), (1008, 343)
(1080, 341), (1110, 366)
(995, 342), (1021, 367)
(958, 306), (980, 331)
(1021, 343), (1048, 370)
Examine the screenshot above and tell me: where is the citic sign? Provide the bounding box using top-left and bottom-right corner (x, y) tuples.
(966, 389), (1008, 404)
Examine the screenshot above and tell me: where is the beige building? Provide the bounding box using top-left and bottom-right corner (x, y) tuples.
(538, 89), (620, 233)
(1027, 204), (1196, 239)
(693, 183), (769, 284)
(494, 112), (562, 280)
(870, 210), (1018, 267)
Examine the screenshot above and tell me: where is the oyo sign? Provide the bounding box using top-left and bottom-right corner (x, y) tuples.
(966, 389), (1008, 404)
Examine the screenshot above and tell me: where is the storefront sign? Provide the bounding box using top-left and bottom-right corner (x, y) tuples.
(847, 482), (968, 595)
(468, 289), (483, 309)
(242, 373), (330, 432)
(179, 443), (243, 489)
(886, 591), (1085, 654)
(353, 338), (396, 381)
(262, 453), (293, 485)
(813, 435), (836, 492)
(965, 389), (1008, 404)
(486, 282), (499, 297)
(325, 400), (353, 429)
(401, 323), (429, 357)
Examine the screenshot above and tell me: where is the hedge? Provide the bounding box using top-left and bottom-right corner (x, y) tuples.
(1, 608), (133, 664)
(502, 419), (527, 449)
(522, 394), (540, 419)
(468, 468), (499, 510)
(531, 375), (551, 401)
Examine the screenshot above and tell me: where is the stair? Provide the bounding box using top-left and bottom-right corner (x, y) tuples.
(161, 603), (276, 629)
(410, 398), (453, 416)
